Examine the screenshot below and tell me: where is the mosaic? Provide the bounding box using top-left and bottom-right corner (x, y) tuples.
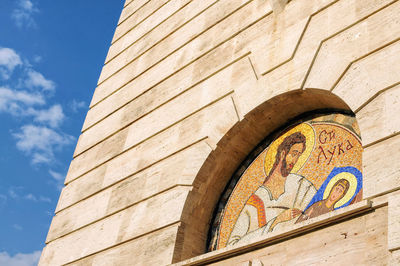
(209, 113), (363, 251)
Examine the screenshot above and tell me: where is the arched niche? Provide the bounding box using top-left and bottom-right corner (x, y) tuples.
(173, 89), (358, 262)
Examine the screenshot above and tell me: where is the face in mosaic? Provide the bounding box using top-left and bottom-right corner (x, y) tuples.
(209, 114), (363, 251)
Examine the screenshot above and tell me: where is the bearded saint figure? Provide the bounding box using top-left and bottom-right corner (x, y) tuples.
(228, 132), (316, 246)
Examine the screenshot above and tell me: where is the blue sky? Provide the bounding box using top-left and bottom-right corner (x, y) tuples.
(0, 0), (123, 265)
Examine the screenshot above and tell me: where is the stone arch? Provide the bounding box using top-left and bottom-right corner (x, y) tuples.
(172, 88), (358, 262)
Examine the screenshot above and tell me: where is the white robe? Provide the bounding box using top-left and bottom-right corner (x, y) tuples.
(227, 173), (316, 246)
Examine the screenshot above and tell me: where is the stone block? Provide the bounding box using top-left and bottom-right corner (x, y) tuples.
(112, 0), (170, 43)
(334, 40), (400, 112)
(101, 0), (192, 83)
(249, 16), (308, 78)
(118, 0), (149, 26)
(56, 141), (210, 213)
(254, 0), (395, 96)
(83, 32), (248, 132)
(46, 186), (190, 253)
(106, 0), (217, 64)
(75, 56), (251, 157)
(91, 0), (269, 107)
(102, 0), (250, 83)
(124, 0), (134, 7)
(71, 59), (251, 176)
(357, 84), (400, 146)
(66, 96), (238, 186)
(389, 250), (400, 266)
(363, 134), (400, 199)
(268, 0), (289, 13)
(304, 0), (400, 91)
(101, 97), (238, 188)
(90, 0), (345, 133)
(389, 191), (400, 251)
(102, 0), (248, 96)
(51, 141), (211, 242)
(40, 224), (180, 266)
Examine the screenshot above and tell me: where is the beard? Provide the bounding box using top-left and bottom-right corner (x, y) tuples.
(280, 157), (293, 177)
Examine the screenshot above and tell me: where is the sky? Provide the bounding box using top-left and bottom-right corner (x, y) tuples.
(0, 0), (123, 265)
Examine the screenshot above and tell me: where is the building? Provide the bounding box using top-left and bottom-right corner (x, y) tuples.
(39, 0), (400, 265)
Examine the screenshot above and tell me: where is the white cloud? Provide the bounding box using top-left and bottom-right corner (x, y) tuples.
(0, 48), (54, 90)
(49, 170), (65, 190)
(24, 69), (55, 92)
(0, 87), (45, 116)
(32, 55), (42, 63)
(3, 187), (52, 204)
(70, 100), (86, 113)
(39, 196), (51, 203)
(19, 0), (34, 11)
(24, 193), (36, 201)
(24, 193), (51, 203)
(0, 48), (22, 79)
(27, 104), (65, 128)
(31, 153), (51, 164)
(0, 251), (41, 266)
(13, 224), (23, 231)
(13, 124), (75, 165)
(0, 46), (72, 190)
(0, 88), (64, 127)
(8, 187), (19, 199)
(0, 87), (44, 106)
(11, 0), (39, 29)
(49, 170), (64, 181)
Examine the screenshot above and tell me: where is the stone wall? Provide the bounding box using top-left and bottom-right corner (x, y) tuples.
(39, 0), (400, 265)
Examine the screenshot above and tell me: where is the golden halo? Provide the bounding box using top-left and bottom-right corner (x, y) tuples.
(323, 172), (357, 209)
(264, 123), (315, 176)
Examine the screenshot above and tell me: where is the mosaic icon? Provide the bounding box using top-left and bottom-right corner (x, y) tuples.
(209, 113), (363, 251)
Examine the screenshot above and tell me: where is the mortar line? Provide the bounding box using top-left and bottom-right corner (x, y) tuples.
(354, 81), (400, 114)
(105, 0), (219, 65)
(86, 2), (232, 131)
(366, 187), (400, 203)
(301, 0), (399, 90)
(390, 247), (400, 253)
(77, 53), (250, 157)
(59, 137), (208, 212)
(231, 96), (241, 122)
(204, 141), (215, 152)
(67, 92), (234, 183)
(261, 0), (340, 76)
(112, 0), (173, 45)
(362, 132), (400, 149)
(62, 221), (182, 266)
(262, 15), (312, 76)
(105, 0), (193, 66)
(91, 2), (271, 110)
(83, 52), (249, 133)
(247, 56), (258, 80)
(48, 184), (193, 244)
(124, 0), (135, 8)
(117, 0), (151, 27)
(330, 37), (400, 93)
(98, 0), (253, 89)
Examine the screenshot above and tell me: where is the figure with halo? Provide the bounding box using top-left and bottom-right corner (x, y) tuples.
(228, 126), (317, 246)
(296, 167), (362, 223)
(296, 179), (349, 223)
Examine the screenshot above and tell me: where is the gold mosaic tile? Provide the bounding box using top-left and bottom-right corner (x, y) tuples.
(209, 113), (363, 250)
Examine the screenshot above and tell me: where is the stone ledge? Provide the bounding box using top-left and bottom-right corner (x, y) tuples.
(172, 200), (372, 265)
